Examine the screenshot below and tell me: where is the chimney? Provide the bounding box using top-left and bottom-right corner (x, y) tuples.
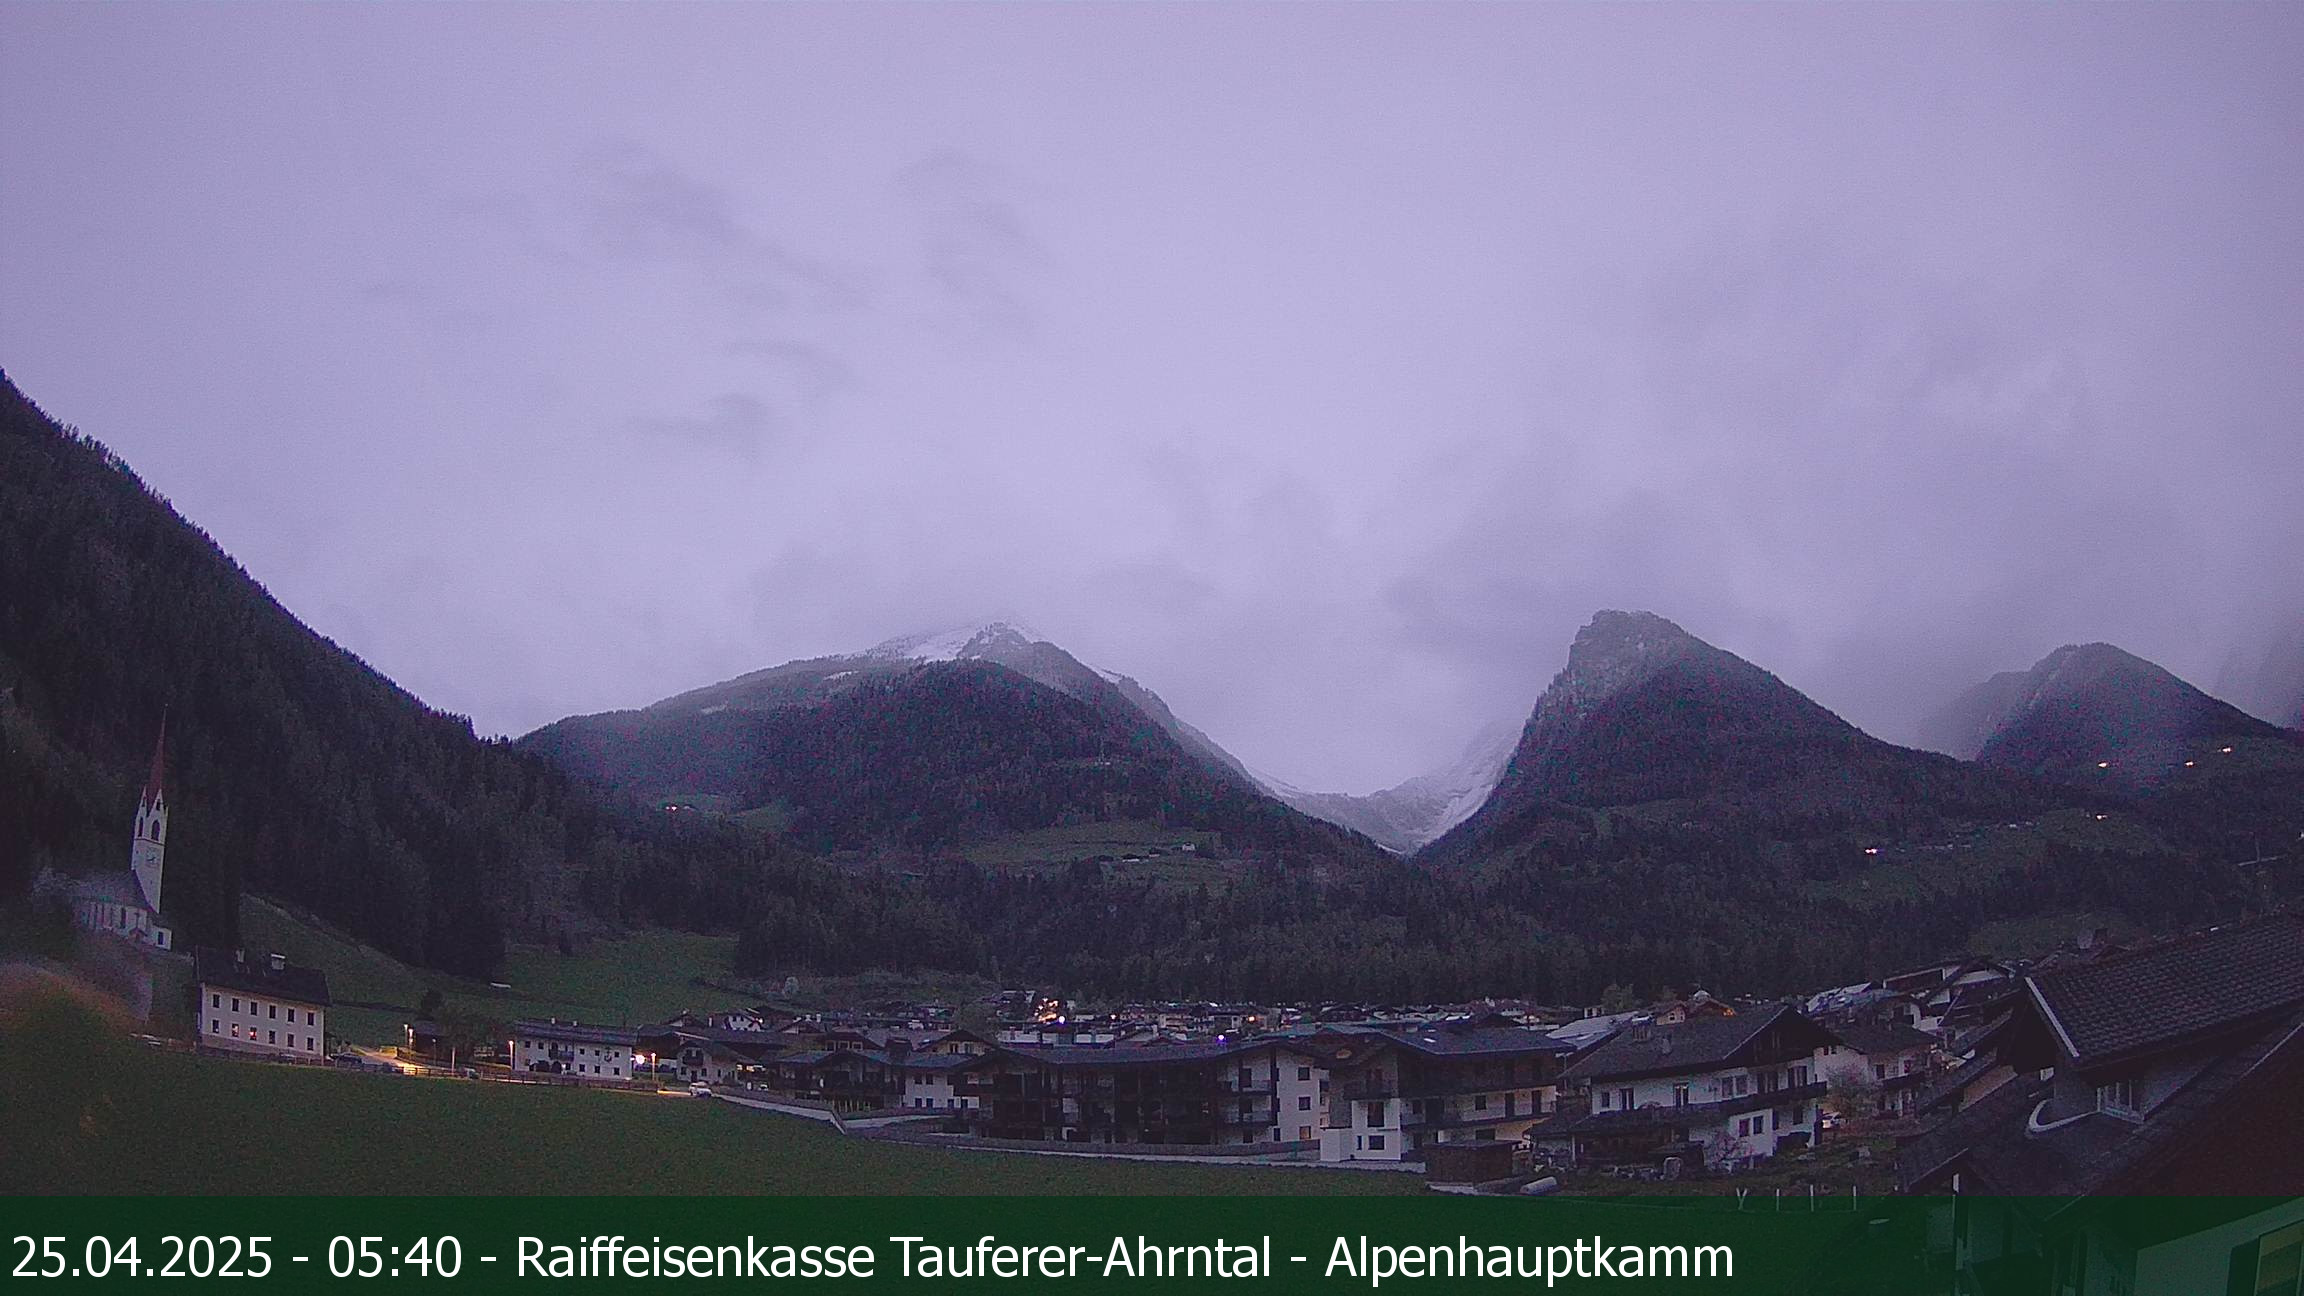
(268, 952), (286, 972)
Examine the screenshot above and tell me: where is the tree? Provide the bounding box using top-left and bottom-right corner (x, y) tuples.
(1823, 1067), (1882, 1124)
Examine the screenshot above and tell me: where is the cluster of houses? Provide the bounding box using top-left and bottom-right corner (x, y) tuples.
(484, 979), (1965, 1173)
(69, 726), (2304, 1290)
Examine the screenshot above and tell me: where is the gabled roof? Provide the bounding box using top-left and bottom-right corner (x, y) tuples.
(1897, 1003), (2304, 1204)
(511, 1019), (636, 1047)
(2026, 912), (2304, 1069)
(1830, 1020), (1936, 1057)
(1367, 1023), (1575, 1059)
(194, 947), (330, 1007)
(1559, 1005), (1834, 1083)
(73, 870), (152, 909)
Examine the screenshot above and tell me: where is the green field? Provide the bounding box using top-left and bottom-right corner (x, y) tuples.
(960, 820), (1233, 886)
(236, 897), (760, 1045)
(0, 996), (1421, 1196)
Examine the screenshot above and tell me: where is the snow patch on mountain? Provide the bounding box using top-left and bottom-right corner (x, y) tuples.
(864, 620), (1044, 663)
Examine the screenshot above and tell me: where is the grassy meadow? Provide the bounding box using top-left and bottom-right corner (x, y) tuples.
(0, 992), (1419, 1196)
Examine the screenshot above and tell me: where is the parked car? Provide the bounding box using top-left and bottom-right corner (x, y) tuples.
(688, 1082), (714, 1098)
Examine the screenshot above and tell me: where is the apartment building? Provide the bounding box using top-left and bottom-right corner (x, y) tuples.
(196, 948), (330, 1058)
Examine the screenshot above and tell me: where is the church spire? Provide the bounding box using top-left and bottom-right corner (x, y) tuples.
(142, 711), (166, 807)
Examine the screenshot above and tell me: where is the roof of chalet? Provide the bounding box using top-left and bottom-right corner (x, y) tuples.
(777, 1047), (984, 1072)
(1896, 1001), (2304, 1206)
(194, 947), (331, 1007)
(1559, 1005), (1835, 1083)
(2026, 912), (2304, 1068)
(1363, 1022), (1576, 1059)
(1830, 1020), (1937, 1057)
(510, 1019), (637, 1047)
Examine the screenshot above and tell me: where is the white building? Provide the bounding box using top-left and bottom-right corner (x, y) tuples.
(510, 1019), (639, 1080)
(196, 949), (329, 1057)
(1536, 1005), (1838, 1172)
(73, 724), (174, 951)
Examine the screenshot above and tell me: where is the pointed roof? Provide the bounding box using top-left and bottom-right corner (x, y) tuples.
(142, 714), (167, 806)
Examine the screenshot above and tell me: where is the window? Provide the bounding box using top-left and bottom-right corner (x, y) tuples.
(1789, 1065), (1809, 1086)
(1365, 1101), (1385, 1126)
(1298, 1095), (1312, 1111)
(210, 1020), (220, 1035)
(1598, 1090), (1611, 1110)
(211, 994), (219, 1009)
(231, 997), (240, 1013)
(2236, 1219), (2302, 1296)
(1367, 1135), (1386, 1152)
(1298, 1066), (1312, 1081)
(1617, 1088), (1634, 1111)
(267, 1030), (277, 1044)
(1239, 1066), (1253, 1088)
(1673, 1083), (1691, 1106)
(308, 1011), (316, 1025)
(1473, 1094), (1488, 1111)
(1874, 1063), (1888, 1081)
(269, 1004), (278, 1020)
(1298, 1126), (1313, 1141)
(231, 1024), (240, 1039)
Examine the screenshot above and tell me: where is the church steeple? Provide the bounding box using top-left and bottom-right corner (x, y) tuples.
(130, 717), (167, 914)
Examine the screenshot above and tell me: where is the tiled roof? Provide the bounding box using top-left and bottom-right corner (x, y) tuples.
(1559, 1005), (1834, 1082)
(511, 1019), (636, 1047)
(1370, 1024), (1576, 1058)
(194, 947), (330, 1007)
(2028, 913), (2304, 1067)
(1830, 1020), (1936, 1057)
(73, 870), (152, 909)
(1896, 1003), (2304, 1204)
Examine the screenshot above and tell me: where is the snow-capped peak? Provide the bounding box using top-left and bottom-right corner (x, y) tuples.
(863, 620), (1044, 663)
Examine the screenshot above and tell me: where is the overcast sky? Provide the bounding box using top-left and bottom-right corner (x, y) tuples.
(4, 3), (2300, 793)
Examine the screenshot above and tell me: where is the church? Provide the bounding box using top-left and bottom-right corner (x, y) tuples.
(72, 722), (174, 952)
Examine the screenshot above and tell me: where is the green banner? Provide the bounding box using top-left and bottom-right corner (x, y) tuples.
(0, 1194), (1926, 1293)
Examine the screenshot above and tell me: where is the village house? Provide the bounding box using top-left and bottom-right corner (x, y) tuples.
(964, 1039), (1302, 1145)
(1311, 1017), (1575, 1163)
(1532, 1004), (1837, 1173)
(1817, 1019), (1938, 1118)
(1881, 956), (2020, 1038)
(72, 726), (174, 952)
(509, 1019), (638, 1081)
(1896, 913), (2304, 1295)
(403, 1017), (449, 1064)
(195, 948), (329, 1058)
(635, 1022), (781, 1086)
